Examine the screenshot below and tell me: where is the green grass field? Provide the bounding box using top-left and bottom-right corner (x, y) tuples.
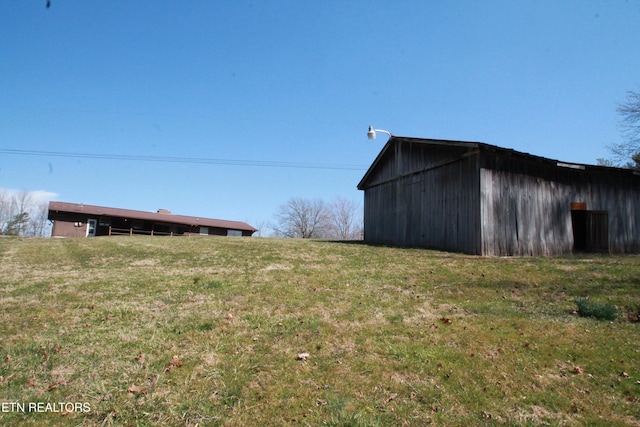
(1, 236), (639, 426)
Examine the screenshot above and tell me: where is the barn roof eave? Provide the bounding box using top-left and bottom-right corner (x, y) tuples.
(357, 136), (640, 190)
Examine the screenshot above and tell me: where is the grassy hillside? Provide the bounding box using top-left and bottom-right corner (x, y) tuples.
(1, 236), (639, 426)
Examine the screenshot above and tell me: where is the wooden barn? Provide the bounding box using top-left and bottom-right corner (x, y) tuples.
(357, 136), (640, 256)
(48, 201), (256, 238)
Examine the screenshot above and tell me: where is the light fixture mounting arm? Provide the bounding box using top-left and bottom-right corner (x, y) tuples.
(367, 125), (392, 140)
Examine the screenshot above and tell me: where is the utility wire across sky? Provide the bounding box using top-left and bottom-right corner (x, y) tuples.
(0, 149), (369, 171)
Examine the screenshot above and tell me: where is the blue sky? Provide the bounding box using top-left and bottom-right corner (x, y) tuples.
(1, 1), (639, 232)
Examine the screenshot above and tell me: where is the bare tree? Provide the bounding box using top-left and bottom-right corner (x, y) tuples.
(0, 190), (54, 237)
(269, 196), (363, 240)
(252, 219), (267, 237)
(4, 212), (30, 236)
(12, 191), (33, 236)
(271, 197), (329, 238)
(326, 196), (362, 240)
(28, 201), (50, 237)
(0, 190), (10, 234)
(604, 89), (640, 169)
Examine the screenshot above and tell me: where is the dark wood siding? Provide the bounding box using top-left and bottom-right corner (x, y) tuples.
(362, 140), (475, 189)
(480, 154), (640, 255)
(361, 138), (640, 256)
(480, 168), (575, 256)
(363, 141), (481, 254)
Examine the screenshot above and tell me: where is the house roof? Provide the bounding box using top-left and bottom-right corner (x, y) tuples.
(357, 136), (639, 190)
(48, 201), (257, 232)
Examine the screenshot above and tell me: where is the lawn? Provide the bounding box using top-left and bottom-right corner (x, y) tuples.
(1, 236), (639, 426)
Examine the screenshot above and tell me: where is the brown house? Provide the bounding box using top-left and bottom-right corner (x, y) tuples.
(48, 201), (257, 238)
(358, 136), (640, 256)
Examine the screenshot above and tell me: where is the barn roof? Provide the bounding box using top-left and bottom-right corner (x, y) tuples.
(48, 201), (257, 232)
(358, 136), (639, 190)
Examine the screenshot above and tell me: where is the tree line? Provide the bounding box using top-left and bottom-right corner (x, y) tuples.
(269, 196), (363, 240)
(0, 190), (51, 237)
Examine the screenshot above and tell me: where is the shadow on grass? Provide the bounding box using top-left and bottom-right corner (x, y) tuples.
(320, 239), (476, 258)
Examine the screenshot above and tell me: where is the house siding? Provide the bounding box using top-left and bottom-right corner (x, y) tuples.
(51, 218), (89, 238)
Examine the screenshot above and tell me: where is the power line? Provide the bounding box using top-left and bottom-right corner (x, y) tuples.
(0, 148), (369, 171)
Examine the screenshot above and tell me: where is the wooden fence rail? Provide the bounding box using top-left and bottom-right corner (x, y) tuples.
(108, 227), (174, 237)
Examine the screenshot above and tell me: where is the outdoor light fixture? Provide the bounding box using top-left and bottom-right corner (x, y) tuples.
(367, 125), (392, 140)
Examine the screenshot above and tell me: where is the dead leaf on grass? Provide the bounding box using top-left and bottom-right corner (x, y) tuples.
(440, 317), (452, 324)
(127, 384), (147, 394)
(296, 352), (310, 361)
(164, 355), (184, 372)
(383, 393), (398, 404)
(48, 379), (68, 391)
(169, 355), (183, 367)
(39, 344), (50, 364)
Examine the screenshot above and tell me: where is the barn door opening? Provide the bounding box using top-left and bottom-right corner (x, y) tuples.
(571, 203), (609, 253)
(571, 208), (587, 251)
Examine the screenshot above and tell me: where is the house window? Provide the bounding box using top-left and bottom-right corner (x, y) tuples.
(227, 229), (242, 237)
(199, 226), (209, 236)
